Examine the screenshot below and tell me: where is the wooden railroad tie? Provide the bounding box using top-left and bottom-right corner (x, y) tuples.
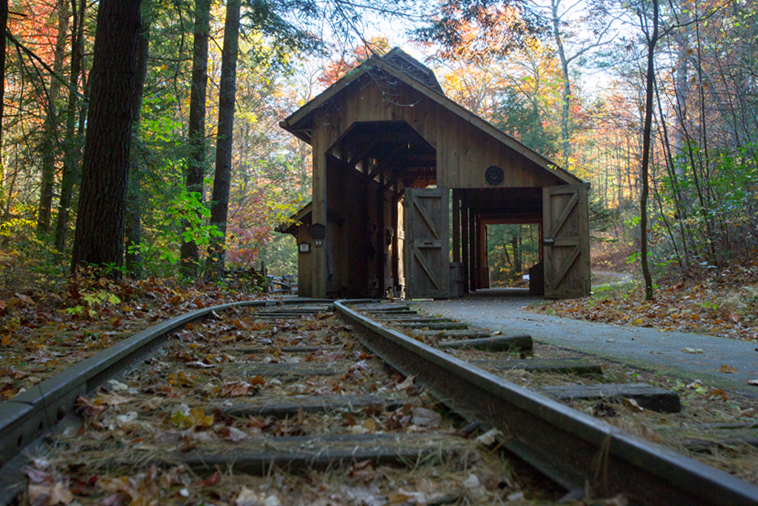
(400, 322), (469, 330)
(212, 394), (406, 418)
(169, 434), (471, 474)
(373, 316), (453, 323)
(226, 363), (344, 377)
(439, 335), (533, 352)
(415, 328), (492, 339)
(474, 358), (603, 375)
(538, 383), (681, 413)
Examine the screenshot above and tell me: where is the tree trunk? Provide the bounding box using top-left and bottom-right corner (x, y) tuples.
(512, 235), (521, 273)
(70, 0), (141, 275)
(550, 0), (571, 168)
(54, 0), (85, 254)
(672, 24), (691, 158)
(180, 0), (211, 279)
(639, 0), (659, 302)
(207, 0), (241, 277)
(36, 0), (69, 234)
(0, 0), (7, 210)
(125, 10), (150, 278)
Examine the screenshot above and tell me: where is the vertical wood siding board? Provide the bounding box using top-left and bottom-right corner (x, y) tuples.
(409, 92), (426, 144)
(354, 81), (364, 122)
(501, 143), (512, 187)
(441, 189), (450, 296)
(543, 187), (553, 294)
(312, 142), (326, 297)
(404, 192), (411, 297)
(450, 114), (460, 188)
(579, 185), (591, 295)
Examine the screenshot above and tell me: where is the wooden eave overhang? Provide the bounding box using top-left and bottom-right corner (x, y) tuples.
(276, 201), (349, 236)
(280, 53), (583, 186)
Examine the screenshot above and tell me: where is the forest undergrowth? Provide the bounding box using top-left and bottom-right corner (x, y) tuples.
(0, 253), (266, 401)
(531, 244), (758, 342)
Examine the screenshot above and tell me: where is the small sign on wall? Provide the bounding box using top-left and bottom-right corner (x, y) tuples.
(298, 242), (311, 253)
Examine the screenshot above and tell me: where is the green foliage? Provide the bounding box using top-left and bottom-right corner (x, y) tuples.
(486, 224), (540, 287)
(140, 169), (223, 277)
(588, 190), (613, 232)
(493, 87), (559, 159)
(0, 207), (69, 293)
(258, 233), (297, 275)
(654, 142), (758, 266)
(65, 289), (122, 319)
(412, 0), (546, 60)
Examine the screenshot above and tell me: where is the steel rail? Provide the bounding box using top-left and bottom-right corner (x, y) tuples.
(335, 300), (758, 506)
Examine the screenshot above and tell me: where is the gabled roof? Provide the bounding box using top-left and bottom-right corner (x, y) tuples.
(382, 47), (444, 94)
(280, 48), (583, 186)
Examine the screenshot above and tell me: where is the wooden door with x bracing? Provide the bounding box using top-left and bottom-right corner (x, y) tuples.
(543, 184), (591, 298)
(404, 188), (449, 299)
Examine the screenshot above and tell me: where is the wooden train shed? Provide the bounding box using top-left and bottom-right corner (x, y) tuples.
(278, 48), (590, 299)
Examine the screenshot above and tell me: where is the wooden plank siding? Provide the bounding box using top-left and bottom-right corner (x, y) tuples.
(309, 77), (564, 193)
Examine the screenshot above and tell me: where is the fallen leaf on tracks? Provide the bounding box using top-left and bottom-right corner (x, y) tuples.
(394, 375), (416, 391)
(682, 347), (703, 354)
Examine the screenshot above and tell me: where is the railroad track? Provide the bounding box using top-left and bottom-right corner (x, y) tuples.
(1, 299), (757, 505)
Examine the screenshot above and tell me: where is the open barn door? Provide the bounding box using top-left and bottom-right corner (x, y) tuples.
(404, 188), (449, 299)
(543, 184), (591, 298)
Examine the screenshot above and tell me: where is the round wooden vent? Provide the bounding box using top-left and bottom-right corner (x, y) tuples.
(485, 165), (504, 185)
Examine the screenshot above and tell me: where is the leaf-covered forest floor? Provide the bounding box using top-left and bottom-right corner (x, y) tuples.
(0, 270), (265, 401)
(530, 245), (758, 343)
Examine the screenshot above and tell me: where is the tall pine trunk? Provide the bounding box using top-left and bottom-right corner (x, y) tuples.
(639, 0), (659, 301)
(207, 0), (241, 277)
(125, 10), (151, 277)
(36, 0), (69, 234)
(0, 0), (7, 210)
(70, 0), (141, 274)
(180, 0), (211, 279)
(550, 0), (571, 168)
(54, 0), (85, 254)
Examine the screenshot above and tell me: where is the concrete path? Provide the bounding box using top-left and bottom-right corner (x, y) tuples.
(411, 289), (758, 398)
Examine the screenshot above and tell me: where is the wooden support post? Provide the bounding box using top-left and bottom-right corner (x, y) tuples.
(461, 197), (469, 294)
(539, 221), (544, 265)
(479, 219), (488, 288)
(377, 165), (385, 297)
(363, 160), (371, 295)
(469, 208), (477, 291)
(452, 190), (460, 263)
(312, 151), (327, 298)
(391, 183), (400, 297)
